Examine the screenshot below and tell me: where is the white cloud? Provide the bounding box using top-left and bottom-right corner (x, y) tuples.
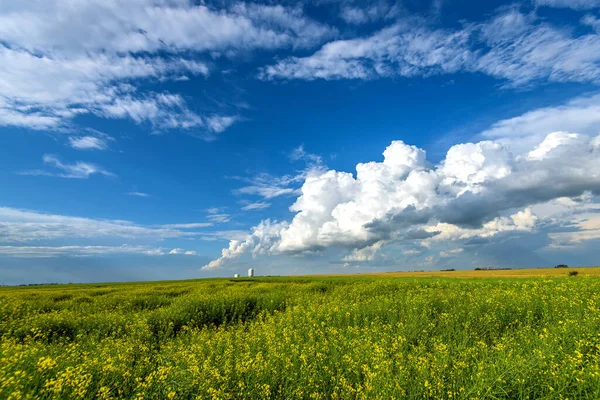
(233, 147), (326, 201)
(527, 131), (580, 160)
(233, 173), (304, 199)
(0, 245), (186, 258)
(203, 130), (600, 270)
(127, 192), (151, 197)
(206, 115), (239, 134)
(548, 215), (600, 247)
(241, 202), (272, 211)
(403, 249), (421, 256)
(168, 248), (198, 255)
(68, 136), (110, 150)
(341, 242), (385, 262)
(481, 93), (600, 152)
(260, 22), (467, 81)
(0, 1), (335, 55)
(0, 47), (212, 131)
(0, 1), (334, 132)
(96, 93), (209, 132)
(528, 193), (600, 248)
(422, 208), (538, 246)
(289, 145), (324, 167)
(207, 214), (232, 223)
(340, 7), (370, 24)
(20, 154), (114, 179)
(162, 222), (213, 229)
(340, 3), (398, 25)
(439, 248), (463, 257)
(202, 220), (287, 270)
(583, 14), (600, 32)
(535, 0), (600, 10)
(260, 9), (600, 88)
(0, 206), (216, 242)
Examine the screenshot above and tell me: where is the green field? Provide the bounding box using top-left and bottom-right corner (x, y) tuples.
(2, 274), (600, 399)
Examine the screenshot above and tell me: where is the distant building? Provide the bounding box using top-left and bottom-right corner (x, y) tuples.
(248, 268), (254, 277)
(234, 274), (240, 278)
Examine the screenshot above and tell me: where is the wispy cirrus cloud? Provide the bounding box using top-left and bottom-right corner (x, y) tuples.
(68, 135), (111, 150)
(205, 115), (239, 135)
(340, 2), (399, 25)
(207, 214), (232, 223)
(233, 145), (326, 200)
(199, 230), (251, 242)
(289, 144), (324, 168)
(535, 0), (600, 10)
(162, 222), (214, 229)
(20, 154), (114, 179)
(0, 245), (199, 258)
(260, 9), (600, 88)
(241, 201), (272, 211)
(0, 206), (215, 243)
(126, 192), (151, 198)
(233, 173), (302, 199)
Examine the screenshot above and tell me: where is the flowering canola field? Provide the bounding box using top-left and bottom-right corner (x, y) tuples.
(1, 274), (600, 399)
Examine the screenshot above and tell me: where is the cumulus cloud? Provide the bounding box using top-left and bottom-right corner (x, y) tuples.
(530, 193), (600, 248)
(527, 131), (580, 160)
(0, 1), (334, 133)
(341, 242), (386, 262)
(203, 131), (600, 270)
(260, 9), (600, 88)
(20, 155), (114, 179)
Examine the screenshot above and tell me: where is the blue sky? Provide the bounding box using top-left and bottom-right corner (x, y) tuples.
(1, 0), (600, 284)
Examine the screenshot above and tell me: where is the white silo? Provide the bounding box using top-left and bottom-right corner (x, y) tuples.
(234, 274), (240, 278)
(248, 268), (254, 277)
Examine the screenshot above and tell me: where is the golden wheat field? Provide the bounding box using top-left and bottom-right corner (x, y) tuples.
(2, 269), (600, 399)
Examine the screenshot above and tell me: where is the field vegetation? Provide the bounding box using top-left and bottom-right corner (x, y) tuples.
(2, 269), (600, 399)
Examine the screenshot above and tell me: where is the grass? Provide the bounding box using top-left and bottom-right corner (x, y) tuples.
(1, 272), (600, 399)
(314, 265), (600, 278)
